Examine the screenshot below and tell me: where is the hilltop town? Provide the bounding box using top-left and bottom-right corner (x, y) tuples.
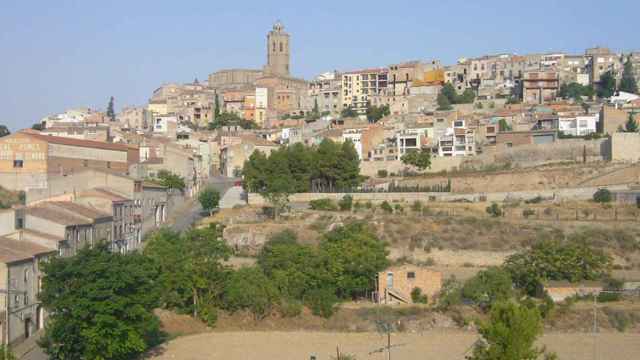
(1, 21), (640, 360)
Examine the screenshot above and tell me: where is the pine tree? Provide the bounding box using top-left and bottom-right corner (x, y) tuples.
(106, 96), (116, 121)
(214, 93), (221, 118)
(624, 113), (638, 133)
(597, 71), (616, 98)
(620, 56), (639, 94)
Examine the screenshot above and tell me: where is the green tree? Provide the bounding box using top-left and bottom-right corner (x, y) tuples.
(223, 266), (280, 319)
(624, 113), (638, 132)
(498, 119), (512, 132)
(214, 93), (221, 117)
(31, 123), (43, 131)
(504, 239), (612, 296)
(198, 187), (221, 216)
(462, 267), (513, 309)
(208, 112), (256, 130)
(39, 245), (161, 360)
(467, 301), (555, 360)
(411, 287), (428, 304)
(320, 222), (389, 298)
(366, 104), (390, 123)
(458, 88), (476, 104)
(155, 169), (186, 191)
(106, 96), (116, 121)
(336, 140), (361, 190)
(597, 71), (617, 98)
(593, 188), (612, 203)
(620, 56), (639, 94)
(401, 149), (432, 170)
(486, 203), (503, 217)
(144, 225), (231, 321)
(437, 92), (453, 111)
(341, 106), (358, 118)
(338, 194), (353, 211)
(0, 125), (9, 138)
(441, 83), (458, 104)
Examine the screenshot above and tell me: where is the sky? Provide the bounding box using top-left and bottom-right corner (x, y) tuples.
(1, 0), (638, 131)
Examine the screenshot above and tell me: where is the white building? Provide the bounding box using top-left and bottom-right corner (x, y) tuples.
(396, 130), (422, 157)
(342, 129), (364, 159)
(558, 114), (599, 136)
(437, 120), (475, 157)
(152, 115), (177, 134)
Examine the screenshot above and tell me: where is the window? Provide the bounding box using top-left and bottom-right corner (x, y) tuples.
(407, 272), (416, 279)
(106, 161), (111, 169)
(24, 269), (29, 283)
(13, 160), (23, 168)
(83, 159), (88, 167)
(279, 42), (283, 52)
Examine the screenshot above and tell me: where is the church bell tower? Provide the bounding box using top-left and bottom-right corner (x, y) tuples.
(265, 21), (290, 77)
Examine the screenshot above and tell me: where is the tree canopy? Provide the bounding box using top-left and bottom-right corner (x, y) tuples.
(0, 125), (9, 138)
(144, 225), (231, 322)
(437, 92), (453, 111)
(243, 139), (361, 195)
(198, 187), (221, 215)
(620, 56), (639, 94)
(106, 96), (116, 121)
(366, 104), (390, 123)
(341, 106), (358, 118)
(441, 83), (476, 105)
(597, 71), (617, 98)
(504, 238), (612, 295)
(624, 113), (639, 133)
(467, 301), (554, 360)
(39, 245), (162, 360)
(401, 149), (432, 170)
(155, 169), (186, 191)
(208, 112), (256, 130)
(558, 82), (595, 100)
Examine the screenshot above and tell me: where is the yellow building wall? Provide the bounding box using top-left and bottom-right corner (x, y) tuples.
(0, 133), (48, 172)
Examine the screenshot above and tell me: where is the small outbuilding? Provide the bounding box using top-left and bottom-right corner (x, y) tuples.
(543, 281), (603, 303)
(376, 264), (442, 304)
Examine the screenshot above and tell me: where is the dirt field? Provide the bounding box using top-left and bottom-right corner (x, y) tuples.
(149, 330), (640, 360)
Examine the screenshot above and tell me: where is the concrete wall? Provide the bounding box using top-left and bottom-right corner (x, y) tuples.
(465, 138), (608, 170)
(0, 210), (15, 236)
(611, 133), (640, 162)
(361, 157), (465, 177)
(248, 184), (630, 206)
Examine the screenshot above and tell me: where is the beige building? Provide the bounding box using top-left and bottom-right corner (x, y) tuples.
(219, 136), (278, 177)
(342, 68), (389, 114)
(610, 132), (640, 162)
(522, 71), (559, 104)
(0, 236), (54, 347)
(0, 131), (139, 192)
(377, 265), (442, 304)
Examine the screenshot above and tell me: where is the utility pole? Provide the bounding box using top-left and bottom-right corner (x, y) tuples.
(592, 289), (632, 360)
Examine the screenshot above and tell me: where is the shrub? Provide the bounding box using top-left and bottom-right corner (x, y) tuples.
(353, 201), (363, 212)
(394, 203), (404, 213)
(522, 209), (535, 219)
(377, 169), (388, 178)
(197, 302), (219, 327)
(305, 286), (339, 318)
(223, 267), (280, 319)
(525, 196), (543, 204)
(309, 198), (339, 211)
(279, 299), (303, 318)
(461, 267), (513, 310)
(338, 195), (353, 211)
(593, 188), (612, 203)
(380, 201), (393, 214)
(485, 203), (503, 217)
(364, 201), (373, 209)
(411, 287), (428, 304)
(411, 200), (423, 213)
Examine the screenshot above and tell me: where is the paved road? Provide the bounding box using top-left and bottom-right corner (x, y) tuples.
(169, 176), (241, 232)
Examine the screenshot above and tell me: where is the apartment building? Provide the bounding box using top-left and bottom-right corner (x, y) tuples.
(522, 71), (560, 104)
(308, 72), (342, 115)
(436, 120), (476, 157)
(586, 47), (622, 86)
(341, 68), (388, 114)
(558, 114), (599, 136)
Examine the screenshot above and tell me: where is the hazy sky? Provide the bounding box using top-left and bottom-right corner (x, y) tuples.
(1, 0), (638, 131)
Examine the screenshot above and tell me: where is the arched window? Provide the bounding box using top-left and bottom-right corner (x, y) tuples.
(280, 42), (283, 52)
(273, 41), (276, 52)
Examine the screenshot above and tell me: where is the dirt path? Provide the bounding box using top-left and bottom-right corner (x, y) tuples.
(150, 330), (640, 360)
